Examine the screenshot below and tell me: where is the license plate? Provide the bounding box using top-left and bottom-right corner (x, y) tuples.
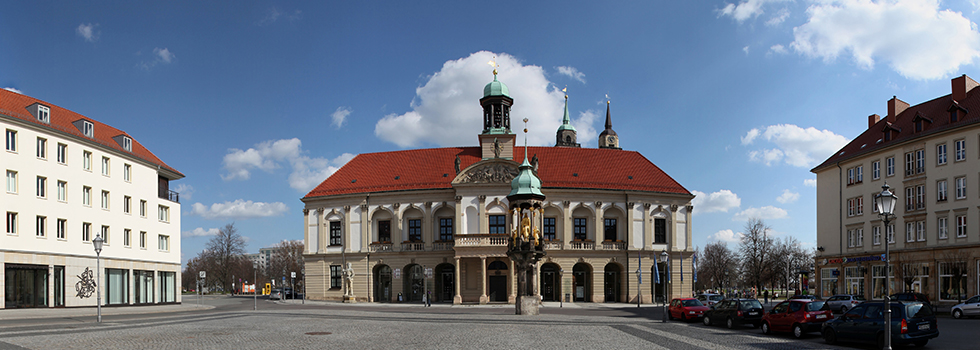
(748, 312), (758, 316)
(918, 324), (930, 330)
(816, 314), (827, 319)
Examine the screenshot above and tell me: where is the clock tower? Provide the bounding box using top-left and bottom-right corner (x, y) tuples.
(478, 68), (516, 159)
(598, 100), (621, 150)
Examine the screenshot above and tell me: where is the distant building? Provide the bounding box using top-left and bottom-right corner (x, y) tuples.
(301, 72), (695, 304)
(2, 89), (184, 308)
(246, 247), (275, 275)
(813, 74), (980, 306)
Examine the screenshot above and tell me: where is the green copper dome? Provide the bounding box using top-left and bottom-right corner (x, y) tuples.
(484, 76), (510, 98)
(508, 156), (545, 199)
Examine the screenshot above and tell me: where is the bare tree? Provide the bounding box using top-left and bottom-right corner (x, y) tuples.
(268, 240), (305, 290)
(739, 218), (775, 295)
(892, 253), (919, 293)
(697, 241), (738, 292)
(940, 249), (970, 303)
(205, 223), (248, 293)
(770, 236), (813, 293)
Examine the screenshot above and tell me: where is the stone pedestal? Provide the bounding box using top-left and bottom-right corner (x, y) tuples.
(343, 295), (357, 303)
(518, 295), (541, 315)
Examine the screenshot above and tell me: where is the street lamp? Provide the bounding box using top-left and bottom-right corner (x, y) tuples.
(92, 234), (104, 323)
(660, 249), (669, 322)
(875, 183), (897, 350)
(559, 268), (564, 308)
(253, 261), (258, 310)
(636, 266), (642, 308)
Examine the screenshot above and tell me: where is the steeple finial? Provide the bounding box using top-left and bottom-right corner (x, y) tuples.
(605, 98), (613, 130)
(488, 56), (499, 77)
(562, 88), (571, 125)
(522, 118), (529, 163)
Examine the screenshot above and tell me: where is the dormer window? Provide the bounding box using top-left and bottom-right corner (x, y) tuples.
(912, 113), (931, 133)
(37, 105), (50, 124)
(950, 110), (958, 122)
(122, 136), (132, 151)
(82, 121), (93, 137)
(915, 120), (922, 132)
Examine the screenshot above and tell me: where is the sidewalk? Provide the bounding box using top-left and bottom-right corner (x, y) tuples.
(0, 302), (212, 321)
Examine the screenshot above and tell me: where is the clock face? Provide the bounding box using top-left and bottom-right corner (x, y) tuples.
(607, 136), (615, 144)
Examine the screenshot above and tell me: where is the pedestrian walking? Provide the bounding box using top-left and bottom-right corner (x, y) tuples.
(763, 289), (769, 304)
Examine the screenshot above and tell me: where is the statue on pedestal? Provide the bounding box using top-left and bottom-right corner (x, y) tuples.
(343, 262), (355, 297)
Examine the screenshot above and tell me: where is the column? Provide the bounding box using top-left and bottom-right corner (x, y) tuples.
(480, 256), (488, 304)
(532, 261), (540, 297)
(303, 209), (311, 254)
(478, 196), (487, 233)
(562, 201), (572, 247)
(454, 257), (462, 304)
(508, 259), (516, 303)
(594, 201), (603, 242)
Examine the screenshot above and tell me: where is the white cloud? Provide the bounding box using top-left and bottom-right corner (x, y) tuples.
(3, 87), (22, 94)
(718, 0), (790, 22)
(173, 184), (194, 200)
(138, 47), (176, 70)
(332, 107), (351, 129)
(790, 0), (980, 80)
(375, 51), (568, 148)
(182, 227), (219, 238)
(222, 138), (355, 192)
(743, 46), (750, 55)
(709, 229), (744, 243)
(803, 179), (817, 187)
(742, 124), (850, 168)
(258, 7), (302, 25)
(188, 200), (289, 219)
(556, 66), (587, 84)
(733, 206), (789, 221)
(571, 110), (600, 145)
(76, 23), (99, 42)
(692, 190), (742, 213)
(768, 44), (788, 55)
(766, 8), (790, 26)
(777, 189), (800, 203)
(154, 48), (175, 64)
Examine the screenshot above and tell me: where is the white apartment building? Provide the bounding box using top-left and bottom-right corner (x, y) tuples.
(2, 89), (184, 309)
(813, 75), (980, 307)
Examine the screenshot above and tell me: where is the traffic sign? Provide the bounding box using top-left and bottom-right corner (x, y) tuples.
(200, 271), (206, 279)
(291, 272), (296, 278)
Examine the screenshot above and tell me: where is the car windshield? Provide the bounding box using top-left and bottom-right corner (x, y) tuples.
(683, 299), (704, 307)
(709, 295), (724, 301)
(853, 295), (866, 301)
(806, 301), (828, 311)
(740, 300), (762, 309)
(907, 304), (934, 318)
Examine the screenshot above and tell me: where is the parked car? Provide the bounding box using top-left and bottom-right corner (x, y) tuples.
(702, 298), (764, 329)
(669, 298), (709, 321)
(825, 294), (866, 313)
(821, 301), (939, 348)
(761, 299), (833, 338)
(269, 289), (283, 300)
(282, 288), (303, 299)
(696, 293), (724, 307)
(890, 292), (931, 305)
(788, 294), (820, 301)
(951, 295), (980, 319)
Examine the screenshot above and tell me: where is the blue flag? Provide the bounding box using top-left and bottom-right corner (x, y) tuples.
(680, 253), (684, 282)
(692, 253), (698, 283)
(652, 254), (661, 285)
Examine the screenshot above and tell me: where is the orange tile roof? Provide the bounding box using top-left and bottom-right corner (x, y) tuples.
(304, 146), (690, 198)
(0, 89), (183, 178)
(812, 87), (980, 173)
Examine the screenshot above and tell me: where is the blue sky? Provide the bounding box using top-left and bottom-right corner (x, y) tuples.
(4, 1), (980, 265)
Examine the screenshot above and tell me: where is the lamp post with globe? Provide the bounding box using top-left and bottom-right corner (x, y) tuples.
(874, 183), (897, 350)
(93, 234), (104, 323)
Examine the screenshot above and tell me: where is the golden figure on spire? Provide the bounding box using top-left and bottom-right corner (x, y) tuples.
(488, 56), (499, 77)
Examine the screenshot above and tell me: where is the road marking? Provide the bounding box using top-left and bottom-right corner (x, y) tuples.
(631, 323), (743, 350)
(608, 325), (670, 350)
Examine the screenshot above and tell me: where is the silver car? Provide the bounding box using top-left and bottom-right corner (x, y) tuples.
(269, 289), (283, 300)
(825, 294), (865, 313)
(951, 295), (980, 319)
(696, 293), (724, 306)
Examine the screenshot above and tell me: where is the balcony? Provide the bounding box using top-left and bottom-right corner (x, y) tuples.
(600, 241), (626, 250)
(542, 241), (563, 250)
(369, 242), (393, 252)
(401, 242), (425, 251)
(432, 241), (455, 251)
(454, 234), (508, 247)
(159, 190), (179, 203)
(568, 241), (595, 250)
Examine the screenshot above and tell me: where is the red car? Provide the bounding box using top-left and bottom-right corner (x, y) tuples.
(669, 298), (709, 321)
(762, 299), (834, 338)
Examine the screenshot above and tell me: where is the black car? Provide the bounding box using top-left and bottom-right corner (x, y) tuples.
(890, 292), (931, 305)
(703, 298), (765, 329)
(821, 301), (939, 348)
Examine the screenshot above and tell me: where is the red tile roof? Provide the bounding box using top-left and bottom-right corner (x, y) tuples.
(304, 146), (690, 198)
(812, 86), (980, 173)
(0, 89), (183, 178)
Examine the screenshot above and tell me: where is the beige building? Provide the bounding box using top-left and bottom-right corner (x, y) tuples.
(812, 75), (980, 306)
(301, 73), (695, 304)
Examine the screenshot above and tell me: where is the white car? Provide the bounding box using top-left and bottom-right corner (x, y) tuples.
(951, 295), (980, 319)
(696, 293), (724, 306)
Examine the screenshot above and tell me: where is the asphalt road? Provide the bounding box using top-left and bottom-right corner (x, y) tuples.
(0, 296), (974, 349)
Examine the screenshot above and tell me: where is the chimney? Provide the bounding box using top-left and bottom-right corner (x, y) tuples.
(887, 96), (909, 123)
(952, 74), (979, 101)
(868, 114), (881, 129)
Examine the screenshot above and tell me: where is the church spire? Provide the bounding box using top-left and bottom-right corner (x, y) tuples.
(598, 98), (621, 149)
(555, 88), (580, 147)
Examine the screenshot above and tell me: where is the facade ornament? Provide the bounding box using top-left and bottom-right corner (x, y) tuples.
(594, 201), (602, 208)
(493, 138), (501, 158)
(425, 202), (432, 209)
(360, 204), (368, 211)
(302, 209), (309, 215)
(562, 201), (570, 208)
(643, 203), (651, 209)
(530, 154), (539, 172)
(454, 155), (461, 174)
(343, 205), (351, 212)
(393, 203), (400, 209)
(457, 163), (519, 184)
(627, 202), (635, 209)
(670, 204), (679, 212)
(455, 196), (462, 203)
(343, 263), (355, 297)
(686, 205), (694, 213)
(478, 195), (487, 201)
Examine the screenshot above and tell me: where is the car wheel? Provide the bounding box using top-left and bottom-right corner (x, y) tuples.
(876, 333), (885, 350)
(668, 311), (674, 320)
(761, 322), (771, 335)
(680, 313), (686, 321)
(703, 315), (711, 326)
(840, 305), (848, 314)
(726, 317), (735, 329)
(823, 329), (838, 345)
(792, 324), (804, 339)
(953, 309), (963, 319)
(912, 340), (928, 347)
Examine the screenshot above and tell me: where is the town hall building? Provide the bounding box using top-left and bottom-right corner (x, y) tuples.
(301, 71), (695, 304)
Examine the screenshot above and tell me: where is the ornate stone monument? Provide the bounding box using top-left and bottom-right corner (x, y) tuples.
(506, 118), (546, 315)
(343, 262), (356, 303)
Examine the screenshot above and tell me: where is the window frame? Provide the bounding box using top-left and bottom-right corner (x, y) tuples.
(37, 105), (50, 123)
(886, 157), (895, 177)
(57, 180), (67, 202)
(5, 129), (17, 152)
(873, 225), (881, 245)
(938, 217), (948, 239)
(123, 229), (131, 247)
(101, 156), (110, 176)
(937, 143), (947, 165)
(330, 265), (342, 289)
(36, 176), (46, 198)
(83, 151), (92, 171)
(872, 160), (880, 180)
(158, 234), (170, 251)
(101, 190), (110, 210)
(329, 221), (342, 246)
(36, 137), (46, 159)
(955, 139), (967, 161)
(5, 212), (17, 235)
(407, 218), (422, 242)
(5, 170), (16, 194)
(956, 177), (967, 199)
(158, 205), (170, 223)
(938, 180), (948, 202)
(82, 222), (91, 242)
(957, 215), (967, 237)
(488, 215), (506, 234)
(56, 218), (66, 240)
(123, 196), (131, 214)
(56, 143), (67, 164)
(36, 215), (46, 237)
(139, 231), (147, 249)
(439, 217), (454, 242)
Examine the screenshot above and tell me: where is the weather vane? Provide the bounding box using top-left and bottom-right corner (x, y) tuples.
(605, 93), (610, 104)
(563, 86), (567, 99)
(487, 56), (499, 77)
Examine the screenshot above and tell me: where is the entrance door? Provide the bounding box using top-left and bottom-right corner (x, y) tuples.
(488, 276), (507, 302)
(4, 266), (48, 308)
(604, 264), (621, 302)
(440, 270), (454, 302)
(374, 265), (392, 302)
(541, 264), (558, 301)
(573, 263), (590, 302)
(405, 265), (424, 302)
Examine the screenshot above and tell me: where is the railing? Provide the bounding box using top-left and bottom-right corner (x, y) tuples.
(159, 190), (179, 203)
(432, 241), (455, 251)
(369, 243), (393, 252)
(568, 241), (595, 250)
(542, 241), (563, 250)
(600, 241), (627, 250)
(401, 242), (425, 251)
(454, 234), (508, 247)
